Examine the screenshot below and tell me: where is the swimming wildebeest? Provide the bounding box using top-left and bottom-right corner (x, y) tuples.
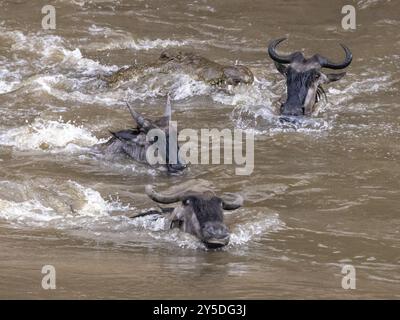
(98, 96), (186, 173)
(268, 38), (353, 117)
(136, 184), (244, 248)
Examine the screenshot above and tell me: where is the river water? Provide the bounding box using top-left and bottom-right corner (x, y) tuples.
(0, 0), (399, 299)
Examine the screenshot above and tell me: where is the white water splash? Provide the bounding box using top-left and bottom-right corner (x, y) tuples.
(0, 79), (19, 95)
(0, 199), (64, 227)
(0, 177), (285, 250)
(87, 24), (190, 51)
(169, 74), (210, 100)
(231, 104), (331, 135)
(129, 210), (285, 250)
(212, 78), (276, 107)
(0, 68), (20, 94)
(0, 180), (131, 229)
(328, 74), (396, 106)
(70, 181), (123, 217)
(229, 213), (284, 246)
(2, 29), (110, 74)
(357, 0), (391, 9)
(0, 26), (277, 108)
(0, 118), (104, 152)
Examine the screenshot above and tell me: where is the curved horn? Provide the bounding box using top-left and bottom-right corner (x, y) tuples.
(126, 102), (154, 130)
(268, 38), (298, 64)
(318, 44), (352, 70)
(221, 193), (244, 210)
(145, 185), (185, 204)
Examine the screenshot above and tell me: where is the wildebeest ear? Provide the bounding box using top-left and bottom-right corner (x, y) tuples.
(221, 193), (244, 210)
(274, 62), (287, 76)
(326, 72), (346, 83)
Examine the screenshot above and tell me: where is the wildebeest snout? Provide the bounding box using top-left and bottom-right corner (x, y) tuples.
(202, 221), (230, 248)
(281, 103), (304, 117)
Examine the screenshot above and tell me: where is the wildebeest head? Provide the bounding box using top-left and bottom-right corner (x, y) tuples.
(123, 96), (186, 173)
(145, 185), (244, 248)
(268, 38), (352, 117)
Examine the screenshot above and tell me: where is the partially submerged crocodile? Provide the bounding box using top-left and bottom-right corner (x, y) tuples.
(102, 50), (254, 89)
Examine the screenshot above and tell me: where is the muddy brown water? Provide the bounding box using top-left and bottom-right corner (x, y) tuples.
(0, 0), (399, 299)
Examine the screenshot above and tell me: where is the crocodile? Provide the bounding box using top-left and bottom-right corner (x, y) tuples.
(102, 50), (254, 89)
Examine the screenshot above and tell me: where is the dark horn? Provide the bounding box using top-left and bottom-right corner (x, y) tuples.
(145, 185), (185, 204)
(268, 38), (296, 64)
(318, 44), (352, 70)
(126, 102), (153, 130)
(222, 193), (244, 210)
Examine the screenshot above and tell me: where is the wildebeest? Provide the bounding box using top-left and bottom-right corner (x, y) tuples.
(137, 184), (244, 248)
(268, 38), (353, 117)
(99, 96), (186, 173)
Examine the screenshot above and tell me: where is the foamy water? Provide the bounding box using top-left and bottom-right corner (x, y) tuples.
(0, 118), (104, 152)
(87, 24), (192, 51)
(0, 177), (283, 250)
(0, 180), (129, 227)
(0, 25), (278, 107)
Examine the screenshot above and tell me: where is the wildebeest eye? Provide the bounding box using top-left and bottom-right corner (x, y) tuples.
(314, 73), (321, 80)
(182, 199), (190, 206)
(149, 136), (158, 143)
